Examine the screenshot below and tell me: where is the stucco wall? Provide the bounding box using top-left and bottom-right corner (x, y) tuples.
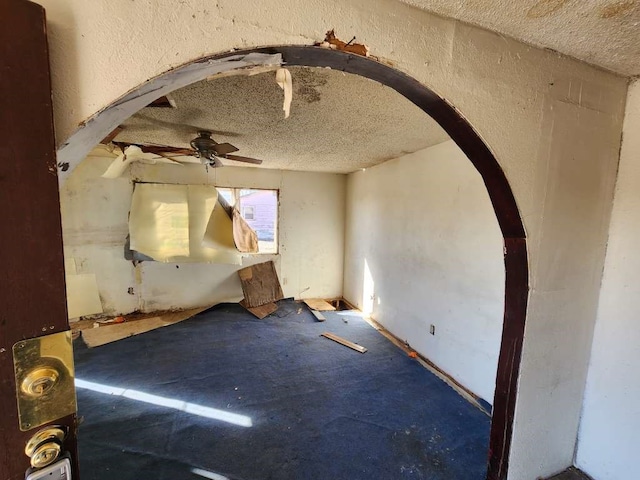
(61, 150), (346, 314)
(343, 141), (504, 404)
(574, 80), (640, 480)
(37, 0), (628, 477)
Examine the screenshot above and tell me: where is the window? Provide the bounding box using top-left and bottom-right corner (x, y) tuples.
(217, 187), (279, 254)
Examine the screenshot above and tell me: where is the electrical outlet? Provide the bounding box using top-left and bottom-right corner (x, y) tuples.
(429, 324), (435, 335)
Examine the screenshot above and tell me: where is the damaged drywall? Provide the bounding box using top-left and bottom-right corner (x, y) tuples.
(60, 148), (346, 314)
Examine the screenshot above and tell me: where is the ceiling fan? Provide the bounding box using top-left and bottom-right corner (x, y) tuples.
(187, 130), (263, 167)
(102, 130), (263, 178)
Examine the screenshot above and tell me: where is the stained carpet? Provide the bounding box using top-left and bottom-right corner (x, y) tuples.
(73, 300), (490, 480)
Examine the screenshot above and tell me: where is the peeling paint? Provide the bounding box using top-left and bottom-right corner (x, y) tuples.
(317, 29), (369, 57)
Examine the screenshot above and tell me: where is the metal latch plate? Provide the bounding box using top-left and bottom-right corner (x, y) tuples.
(13, 331), (76, 431)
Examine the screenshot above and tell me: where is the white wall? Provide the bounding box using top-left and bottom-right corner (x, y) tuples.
(343, 141), (504, 403)
(38, 1), (629, 476)
(61, 150), (346, 314)
(575, 80), (640, 480)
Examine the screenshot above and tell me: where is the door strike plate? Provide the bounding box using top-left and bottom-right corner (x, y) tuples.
(13, 331), (76, 431)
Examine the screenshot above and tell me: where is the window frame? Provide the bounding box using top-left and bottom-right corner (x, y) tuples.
(216, 186), (280, 255)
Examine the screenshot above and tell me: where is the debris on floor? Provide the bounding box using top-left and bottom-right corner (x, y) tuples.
(237, 260), (284, 318)
(321, 332), (367, 353)
(80, 306), (210, 348)
(303, 298), (336, 311)
(310, 309), (326, 322)
(239, 300), (278, 319)
(96, 316), (125, 325)
(74, 300), (491, 479)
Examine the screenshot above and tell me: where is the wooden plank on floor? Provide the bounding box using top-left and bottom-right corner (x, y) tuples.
(361, 315), (490, 416)
(240, 300), (278, 319)
(310, 310), (326, 322)
(237, 261), (284, 307)
(321, 332), (367, 353)
(303, 298), (336, 311)
(81, 306), (209, 347)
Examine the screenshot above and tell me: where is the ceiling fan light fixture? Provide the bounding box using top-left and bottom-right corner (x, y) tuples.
(189, 130), (225, 167)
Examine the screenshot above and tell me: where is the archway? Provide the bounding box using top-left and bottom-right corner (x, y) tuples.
(60, 45), (529, 480)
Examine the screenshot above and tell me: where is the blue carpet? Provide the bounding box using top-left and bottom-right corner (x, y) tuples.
(74, 300), (490, 479)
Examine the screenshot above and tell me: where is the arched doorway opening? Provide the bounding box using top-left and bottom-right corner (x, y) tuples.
(60, 45), (529, 480)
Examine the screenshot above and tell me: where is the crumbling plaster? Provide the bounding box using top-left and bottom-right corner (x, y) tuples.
(36, 0), (628, 478)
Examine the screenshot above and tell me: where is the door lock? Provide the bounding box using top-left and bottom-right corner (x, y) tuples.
(24, 425), (67, 469)
(24, 425), (72, 479)
(21, 367), (61, 397)
(12, 331), (76, 431)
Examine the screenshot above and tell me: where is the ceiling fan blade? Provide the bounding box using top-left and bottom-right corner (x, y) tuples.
(131, 113), (241, 138)
(153, 152), (188, 165)
(212, 143), (239, 155)
(114, 141), (197, 157)
(222, 154), (263, 165)
(140, 145), (196, 156)
(149, 153), (202, 164)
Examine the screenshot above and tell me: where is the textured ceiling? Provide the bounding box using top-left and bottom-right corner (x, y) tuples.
(400, 0), (640, 76)
(115, 67), (450, 174)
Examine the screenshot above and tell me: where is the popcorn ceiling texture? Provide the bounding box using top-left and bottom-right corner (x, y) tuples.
(401, 0), (640, 76)
(116, 68), (450, 174)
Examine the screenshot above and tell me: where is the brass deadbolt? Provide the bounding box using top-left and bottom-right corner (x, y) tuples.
(13, 332), (76, 431)
(20, 367), (60, 397)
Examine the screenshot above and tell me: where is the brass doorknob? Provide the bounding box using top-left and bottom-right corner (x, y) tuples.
(29, 441), (62, 469)
(25, 425), (67, 469)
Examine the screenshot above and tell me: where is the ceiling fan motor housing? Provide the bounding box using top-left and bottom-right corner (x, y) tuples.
(190, 130), (218, 161)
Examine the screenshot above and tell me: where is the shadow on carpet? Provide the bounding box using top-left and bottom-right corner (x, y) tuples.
(73, 300), (490, 480)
